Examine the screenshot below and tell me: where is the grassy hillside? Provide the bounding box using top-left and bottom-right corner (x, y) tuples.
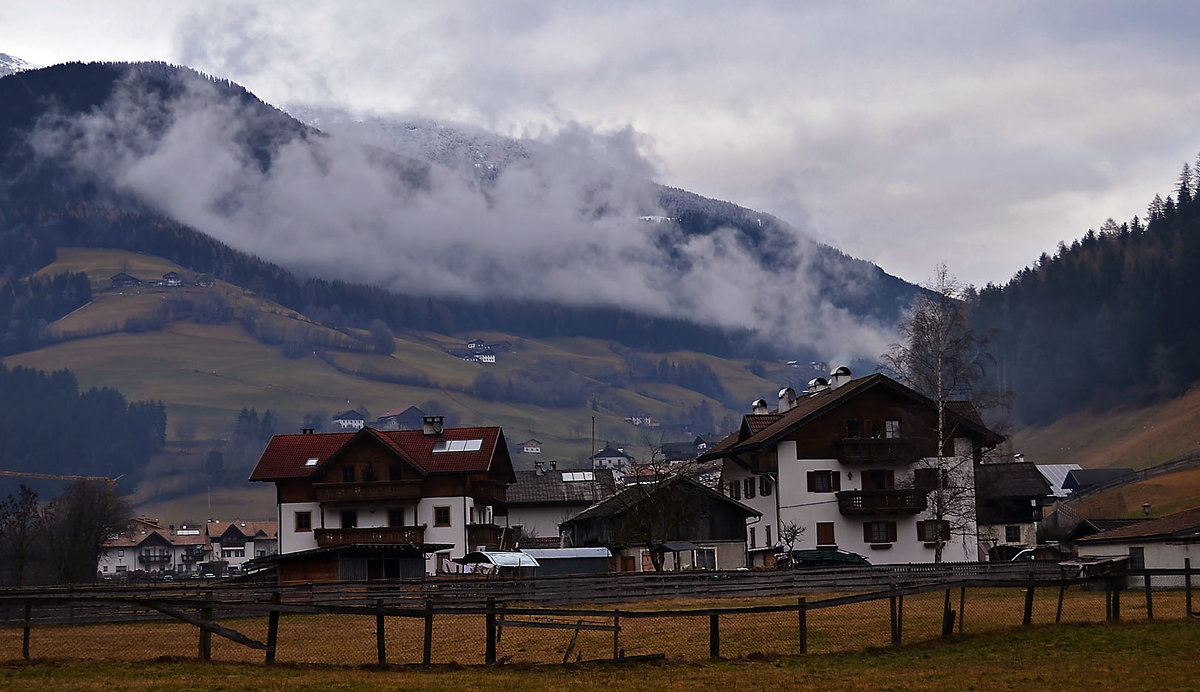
(5, 247), (788, 514)
(1009, 383), (1200, 469)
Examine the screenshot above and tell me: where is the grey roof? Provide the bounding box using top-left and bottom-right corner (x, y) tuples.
(975, 462), (1053, 499)
(591, 443), (633, 460)
(521, 547), (611, 560)
(506, 468), (617, 506)
(1037, 464), (1083, 497)
(563, 474), (760, 524)
(1063, 468), (1135, 491)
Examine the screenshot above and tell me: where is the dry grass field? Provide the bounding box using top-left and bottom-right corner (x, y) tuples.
(0, 585), (1184, 668)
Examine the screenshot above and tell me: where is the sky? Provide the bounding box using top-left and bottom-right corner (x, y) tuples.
(3, 1), (1200, 290)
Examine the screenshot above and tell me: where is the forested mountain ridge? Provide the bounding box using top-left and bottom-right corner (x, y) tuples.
(975, 158), (1200, 425)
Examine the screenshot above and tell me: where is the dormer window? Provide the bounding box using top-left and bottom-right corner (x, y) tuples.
(342, 466), (355, 483)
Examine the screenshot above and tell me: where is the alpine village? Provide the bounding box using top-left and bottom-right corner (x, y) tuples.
(4, 50), (1200, 678)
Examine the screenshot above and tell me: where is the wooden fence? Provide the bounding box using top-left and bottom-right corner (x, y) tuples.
(1, 563), (1196, 666)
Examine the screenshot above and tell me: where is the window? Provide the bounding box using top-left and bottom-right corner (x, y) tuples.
(816, 522), (836, 547)
(295, 511), (312, 532)
(1005, 525), (1022, 543)
(342, 465), (356, 483)
(388, 508), (405, 527)
(846, 418), (862, 438)
(760, 476), (772, 496)
(765, 525), (772, 547)
(743, 477), (756, 499)
(807, 470), (840, 493)
(340, 509), (357, 529)
(118, 549), (124, 557)
(862, 469), (894, 491)
(918, 520), (951, 542)
(864, 521), (897, 544)
(913, 468), (949, 491)
(389, 464), (404, 481)
(434, 506), (451, 527)
(749, 526), (756, 549)
(885, 420), (901, 438)
(1129, 546), (1146, 571)
(695, 548), (716, 570)
(116, 565), (127, 572)
(727, 481), (741, 501)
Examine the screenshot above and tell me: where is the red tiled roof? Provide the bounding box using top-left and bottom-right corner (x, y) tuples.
(249, 426), (509, 481)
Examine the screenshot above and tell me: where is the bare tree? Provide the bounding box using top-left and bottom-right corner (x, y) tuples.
(607, 440), (705, 572)
(44, 480), (131, 584)
(883, 264), (993, 562)
(0, 485), (46, 586)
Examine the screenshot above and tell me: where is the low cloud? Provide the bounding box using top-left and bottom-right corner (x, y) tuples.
(31, 73), (895, 363)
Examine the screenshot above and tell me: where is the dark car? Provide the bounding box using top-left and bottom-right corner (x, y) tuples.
(776, 549), (871, 569)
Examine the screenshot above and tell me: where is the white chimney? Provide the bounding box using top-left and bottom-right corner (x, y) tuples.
(751, 399), (769, 415)
(421, 415), (444, 436)
(777, 387), (797, 412)
(807, 377), (830, 395)
(830, 366), (852, 389)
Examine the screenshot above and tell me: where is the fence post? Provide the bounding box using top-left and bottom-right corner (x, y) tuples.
(897, 594), (904, 644)
(265, 591), (281, 664)
(485, 597), (496, 665)
(1142, 572), (1153, 621)
(376, 599), (386, 665)
(423, 600), (434, 665)
(1055, 566), (1066, 624)
(958, 587), (966, 634)
(709, 613), (720, 659)
(199, 591), (213, 661)
(1023, 581), (1035, 626)
(1112, 581), (1121, 621)
(1187, 558), (1194, 617)
(21, 602), (30, 662)
(941, 589), (955, 637)
(798, 597), (808, 654)
(612, 609), (621, 660)
(889, 590), (899, 645)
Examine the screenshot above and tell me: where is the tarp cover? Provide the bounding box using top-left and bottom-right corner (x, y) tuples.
(456, 551), (540, 567)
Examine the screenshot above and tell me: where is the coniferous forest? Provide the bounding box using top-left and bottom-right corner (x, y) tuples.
(973, 158), (1200, 424)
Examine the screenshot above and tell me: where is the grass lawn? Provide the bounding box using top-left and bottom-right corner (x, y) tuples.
(2, 620), (1198, 690)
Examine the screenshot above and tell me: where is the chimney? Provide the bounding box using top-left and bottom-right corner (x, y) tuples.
(421, 415), (444, 436)
(549, 460), (557, 470)
(301, 427), (314, 435)
(830, 366), (852, 389)
(534, 460), (544, 476)
(777, 387), (797, 412)
(751, 399), (769, 415)
(807, 377), (830, 395)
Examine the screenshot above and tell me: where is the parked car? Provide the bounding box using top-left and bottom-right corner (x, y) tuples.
(776, 549), (871, 569)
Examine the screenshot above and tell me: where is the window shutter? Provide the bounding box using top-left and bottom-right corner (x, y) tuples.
(807, 472), (816, 492)
(940, 520), (951, 541)
(887, 522), (898, 543)
(832, 471), (841, 491)
(863, 523), (873, 542)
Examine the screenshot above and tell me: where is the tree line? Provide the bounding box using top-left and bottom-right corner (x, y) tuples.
(973, 155), (1200, 424)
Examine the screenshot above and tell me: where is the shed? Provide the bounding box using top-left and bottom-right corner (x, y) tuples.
(521, 547), (611, 576)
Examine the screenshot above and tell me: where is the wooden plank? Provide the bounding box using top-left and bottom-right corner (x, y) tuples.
(142, 601), (267, 651)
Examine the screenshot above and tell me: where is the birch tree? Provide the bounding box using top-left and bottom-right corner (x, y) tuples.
(883, 264), (993, 562)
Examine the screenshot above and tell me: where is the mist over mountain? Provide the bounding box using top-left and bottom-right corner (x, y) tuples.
(0, 61), (917, 363)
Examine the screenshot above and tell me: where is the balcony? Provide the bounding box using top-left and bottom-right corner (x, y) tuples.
(139, 552), (171, 563)
(836, 489), (927, 515)
(466, 523), (514, 550)
(180, 550), (205, 562)
(314, 525), (426, 548)
(837, 438), (920, 464)
(313, 479), (423, 503)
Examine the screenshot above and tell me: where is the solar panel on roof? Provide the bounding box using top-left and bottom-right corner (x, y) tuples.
(305, 457), (319, 466)
(433, 439), (484, 453)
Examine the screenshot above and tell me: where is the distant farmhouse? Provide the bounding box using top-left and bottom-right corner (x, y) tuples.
(591, 443), (635, 480)
(98, 517), (278, 579)
(372, 406), (427, 431)
(331, 410), (365, 430)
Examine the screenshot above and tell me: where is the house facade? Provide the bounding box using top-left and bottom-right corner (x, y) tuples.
(502, 464), (617, 545)
(591, 443), (635, 479)
(700, 370), (1004, 566)
(331, 410), (366, 430)
(208, 521), (279, 573)
(561, 475), (759, 572)
(519, 439), (542, 455)
(1076, 507), (1200, 588)
(974, 461), (1052, 560)
(249, 417), (516, 582)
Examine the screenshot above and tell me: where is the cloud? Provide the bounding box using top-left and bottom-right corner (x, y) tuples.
(28, 71), (896, 362)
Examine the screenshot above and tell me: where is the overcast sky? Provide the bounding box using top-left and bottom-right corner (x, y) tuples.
(3, 1), (1200, 288)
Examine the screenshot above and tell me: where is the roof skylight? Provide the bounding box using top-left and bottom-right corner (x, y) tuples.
(432, 439), (484, 453)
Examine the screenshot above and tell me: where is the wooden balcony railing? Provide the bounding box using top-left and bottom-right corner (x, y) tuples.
(139, 553), (171, 563)
(836, 489), (927, 515)
(837, 438), (921, 464)
(466, 523), (513, 550)
(313, 480), (424, 503)
(314, 525), (426, 548)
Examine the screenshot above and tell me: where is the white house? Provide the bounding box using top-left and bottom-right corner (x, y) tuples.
(502, 464), (617, 544)
(699, 370), (1004, 567)
(591, 443), (635, 479)
(250, 417), (516, 581)
(207, 520), (278, 573)
(1076, 506), (1200, 588)
(331, 410), (365, 430)
(519, 439), (542, 455)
